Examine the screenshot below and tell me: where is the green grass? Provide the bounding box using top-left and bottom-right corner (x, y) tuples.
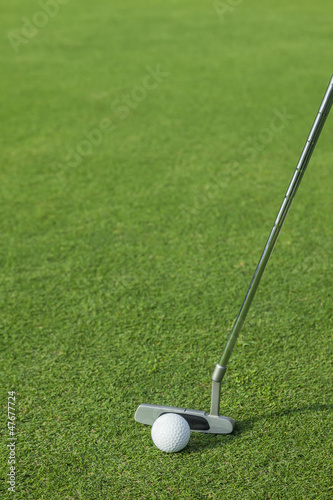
(1, 0), (333, 498)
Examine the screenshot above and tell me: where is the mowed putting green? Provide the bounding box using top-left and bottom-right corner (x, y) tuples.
(1, 0), (333, 498)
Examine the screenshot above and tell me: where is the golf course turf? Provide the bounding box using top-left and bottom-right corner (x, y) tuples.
(1, 0), (332, 498)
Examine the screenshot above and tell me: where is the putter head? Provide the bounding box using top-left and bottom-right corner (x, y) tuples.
(135, 403), (234, 434)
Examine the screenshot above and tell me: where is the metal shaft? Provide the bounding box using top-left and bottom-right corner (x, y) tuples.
(211, 76), (333, 415)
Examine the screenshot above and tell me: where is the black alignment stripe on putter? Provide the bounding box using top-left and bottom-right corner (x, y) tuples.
(161, 412), (210, 431)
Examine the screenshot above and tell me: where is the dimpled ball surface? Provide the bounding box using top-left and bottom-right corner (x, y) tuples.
(151, 413), (191, 453)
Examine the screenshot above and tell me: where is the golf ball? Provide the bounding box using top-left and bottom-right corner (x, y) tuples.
(151, 413), (191, 453)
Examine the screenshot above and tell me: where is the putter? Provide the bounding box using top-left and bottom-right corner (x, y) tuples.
(135, 75), (333, 434)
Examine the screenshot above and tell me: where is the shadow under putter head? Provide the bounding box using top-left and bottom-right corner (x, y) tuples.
(134, 75), (333, 436)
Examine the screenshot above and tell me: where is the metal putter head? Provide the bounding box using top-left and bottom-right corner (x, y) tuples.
(134, 403), (235, 434)
(135, 364), (234, 434)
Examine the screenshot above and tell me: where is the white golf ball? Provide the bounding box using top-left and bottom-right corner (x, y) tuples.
(151, 413), (191, 453)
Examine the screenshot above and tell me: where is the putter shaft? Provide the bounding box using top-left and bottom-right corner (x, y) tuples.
(211, 75), (333, 415)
